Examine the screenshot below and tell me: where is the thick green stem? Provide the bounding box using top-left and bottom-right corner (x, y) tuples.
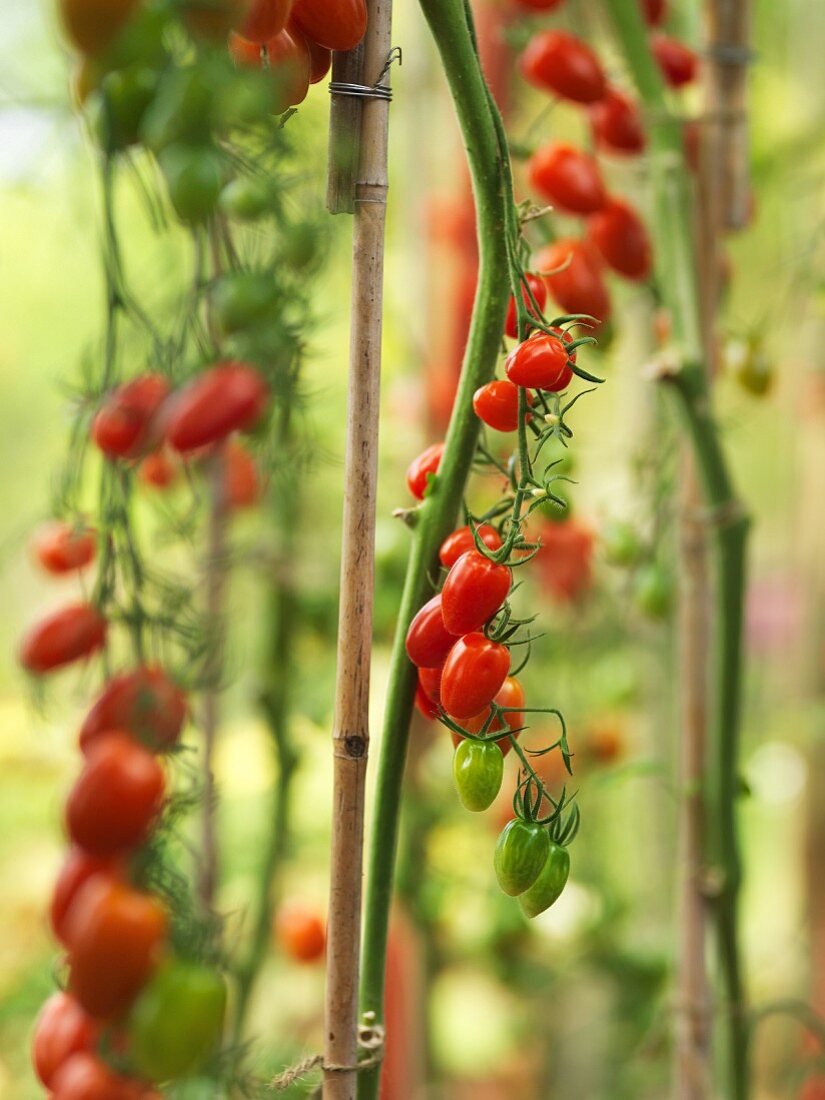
(602, 4), (751, 1097)
(357, 3), (511, 1096)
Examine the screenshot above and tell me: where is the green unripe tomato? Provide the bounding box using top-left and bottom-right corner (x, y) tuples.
(726, 338), (773, 397)
(518, 841), (570, 918)
(280, 221), (321, 272)
(453, 739), (504, 812)
(96, 66), (158, 152)
(494, 819), (550, 897)
(634, 562), (673, 620)
(601, 521), (643, 568)
(211, 273), (280, 336)
(128, 958), (227, 1081)
(160, 144), (224, 225)
(218, 177), (276, 222)
(141, 65), (219, 152)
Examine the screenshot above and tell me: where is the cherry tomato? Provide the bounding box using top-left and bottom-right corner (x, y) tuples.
(51, 1051), (146, 1100)
(440, 633), (510, 720)
(237, 0), (293, 42)
(590, 87), (646, 156)
(406, 442), (445, 500)
(651, 34), (698, 88)
(138, 450), (178, 489)
(93, 374), (170, 460)
(520, 31), (606, 104)
(165, 362), (268, 454)
(290, 0), (366, 52)
(211, 272), (279, 335)
(66, 733), (165, 857)
(66, 877), (167, 1020)
(473, 379), (531, 433)
(57, 0), (140, 56)
(96, 67), (158, 153)
(221, 439), (261, 509)
(518, 841), (570, 917)
(50, 849), (123, 947)
(275, 903), (326, 962)
(633, 562), (672, 618)
(418, 666), (442, 705)
(441, 551), (511, 635)
(264, 28), (312, 111)
(493, 819), (550, 896)
(535, 517), (594, 602)
(505, 273), (548, 339)
(505, 332), (573, 392)
(20, 604), (106, 675)
(641, 0), (667, 26)
(80, 665), (188, 755)
(453, 739), (504, 813)
(183, 0), (250, 40)
(601, 520), (643, 568)
(32, 993), (98, 1089)
(439, 524), (502, 569)
(587, 198), (652, 281)
(159, 144), (224, 226)
(128, 959), (226, 1081)
(415, 683), (439, 721)
(32, 522), (96, 575)
(405, 594), (456, 668)
(453, 675), (526, 756)
(219, 176), (274, 221)
(535, 238), (612, 326)
(289, 20), (332, 83)
(528, 143), (607, 216)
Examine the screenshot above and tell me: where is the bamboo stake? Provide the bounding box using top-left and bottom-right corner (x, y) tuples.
(704, 0), (752, 230)
(324, 3), (393, 1096)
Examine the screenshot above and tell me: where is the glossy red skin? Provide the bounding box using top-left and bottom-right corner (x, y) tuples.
(590, 88), (646, 155)
(406, 441), (444, 500)
(65, 877), (167, 1020)
(536, 517), (595, 602)
(651, 34), (698, 88)
(221, 439), (260, 509)
(264, 27), (311, 111)
(473, 380), (524, 432)
(415, 683), (439, 720)
(450, 676), (525, 757)
(418, 666), (442, 705)
(51, 1051), (147, 1099)
(535, 239), (612, 326)
(32, 993), (98, 1088)
(32, 523), (96, 575)
(520, 31), (606, 104)
(165, 362), (268, 454)
(275, 903), (326, 962)
(50, 849), (122, 946)
(288, 18), (331, 83)
(405, 594), (456, 668)
(66, 733), (165, 857)
(641, 0), (667, 26)
(92, 375), (170, 460)
(505, 333), (573, 391)
(137, 451), (177, 489)
(439, 524), (502, 569)
(505, 273), (547, 339)
(291, 0), (366, 51)
(440, 633), (510, 720)
(441, 551), (511, 635)
(80, 665), (188, 755)
(20, 604), (107, 674)
(528, 143), (607, 216)
(587, 199), (652, 281)
(238, 0), (292, 41)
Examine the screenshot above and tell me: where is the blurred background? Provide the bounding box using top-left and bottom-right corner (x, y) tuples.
(0, 0), (823, 1097)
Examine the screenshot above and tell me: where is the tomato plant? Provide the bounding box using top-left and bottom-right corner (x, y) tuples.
(454, 675), (526, 756)
(19, 604), (107, 674)
(520, 31), (606, 104)
(518, 840), (570, 918)
(405, 441), (445, 500)
(439, 524), (502, 568)
(165, 362), (268, 453)
(440, 633), (510, 720)
(505, 332), (573, 391)
(92, 374), (170, 459)
(504, 273), (547, 339)
(536, 238), (612, 325)
(473, 379), (530, 433)
(405, 594), (456, 668)
(79, 665), (188, 755)
(528, 143), (607, 216)
(453, 738), (504, 812)
(494, 819), (550, 897)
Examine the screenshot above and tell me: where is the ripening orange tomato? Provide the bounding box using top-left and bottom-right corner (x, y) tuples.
(237, 0), (293, 42)
(275, 903), (326, 962)
(450, 675), (526, 757)
(290, 0), (366, 52)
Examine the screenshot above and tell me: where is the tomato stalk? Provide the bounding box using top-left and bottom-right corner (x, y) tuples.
(357, 1), (513, 1095)
(602, 3), (751, 1097)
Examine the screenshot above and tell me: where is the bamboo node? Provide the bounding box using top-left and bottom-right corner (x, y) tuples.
(705, 43), (757, 66)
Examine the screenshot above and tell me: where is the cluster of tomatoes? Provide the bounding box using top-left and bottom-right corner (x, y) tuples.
(513, 0), (698, 327)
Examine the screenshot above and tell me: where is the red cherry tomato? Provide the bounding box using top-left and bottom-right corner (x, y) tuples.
(440, 633), (510, 720)
(505, 273), (548, 339)
(415, 683), (439, 720)
(19, 604), (107, 675)
(590, 87), (646, 155)
(439, 525), (503, 569)
(473, 379), (531, 433)
(66, 733), (165, 857)
(535, 238), (612, 326)
(275, 902), (326, 962)
(65, 877), (167, 1020)
(651, 34), (698, 88)
(441, 551), (511, 635)
(92, 375), (170, 460)
(263, 27), (312, 111)
(528, 143), (607, 216)
(237, 0), (292, 42)
(418, 666), (443, 705)
(641, 0), (667, 26)
(50, 849), (123, 947)
(51, 1051), (146, 1099)
(505, 333), (573, 391)
(165, 362), (268, 454)
(406, 441), (445, 500)
(138, 451), (178, 489)
(535, 517), (595, 602)
(288, 19), (331, 83)
(405, 594), (456, 668)
(32, 993), (98, 1089)
(221, 439), (261, 509)
(32, 522), (96, 575)
(520, 31), (606, 104)
(80, 665), (188, 755)
(451, 675), (526, 756)
(587, 198), (652, 281)
(57, 0), (140, 55)
(290, 0), (366, 51)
